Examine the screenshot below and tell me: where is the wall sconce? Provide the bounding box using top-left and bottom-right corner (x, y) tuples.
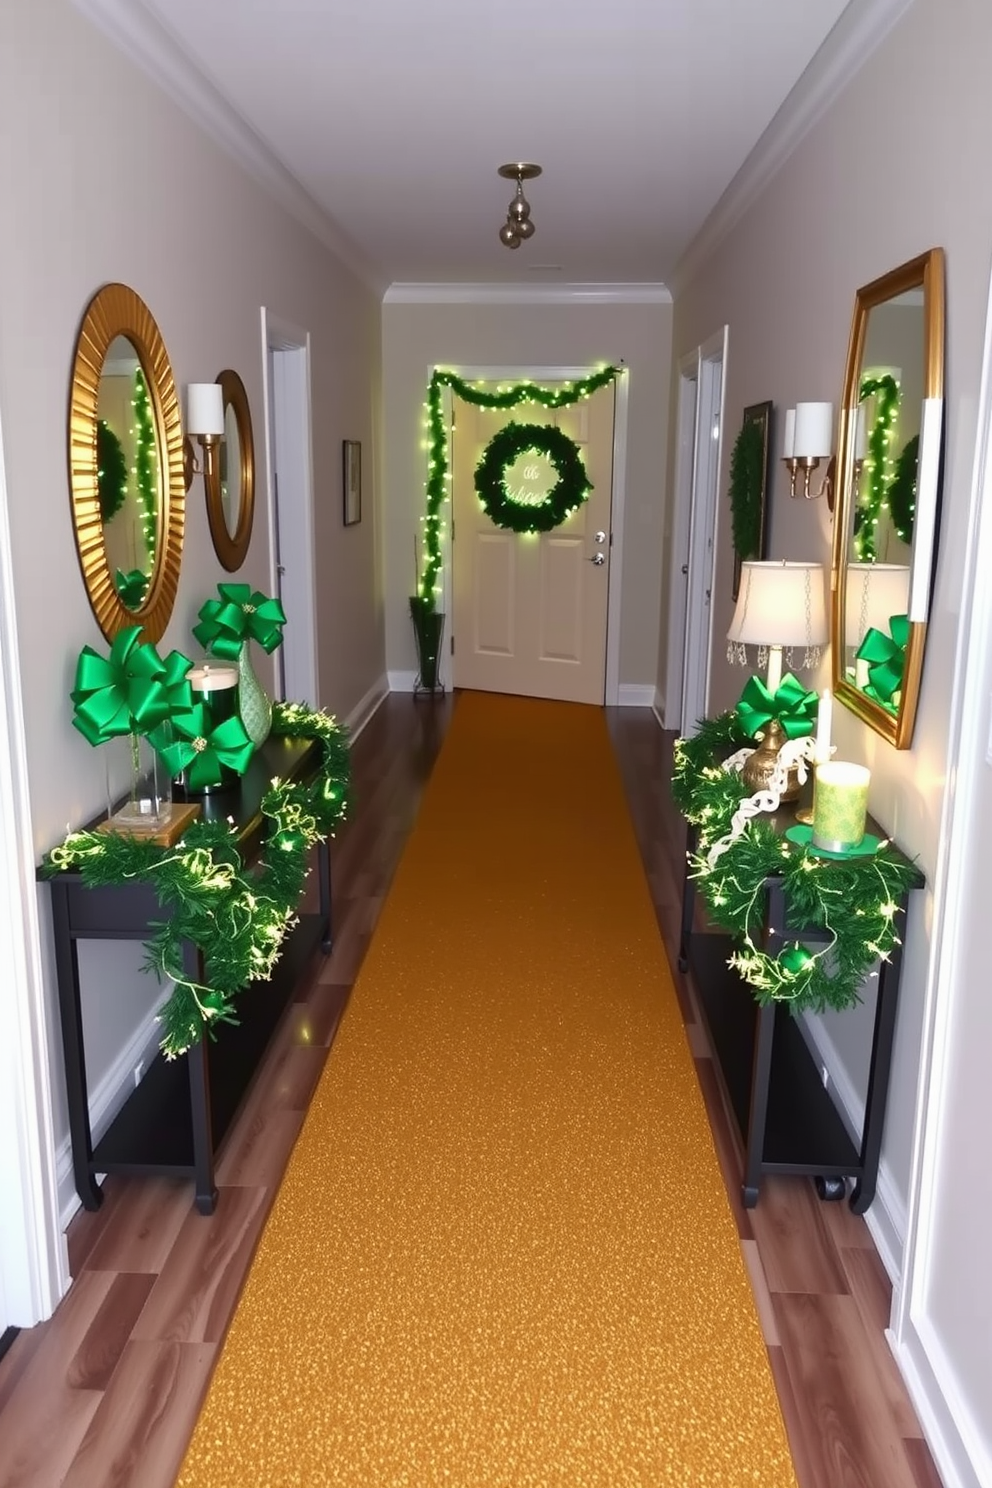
(783, 401), (834, 502)
(183, 383), (224, 492)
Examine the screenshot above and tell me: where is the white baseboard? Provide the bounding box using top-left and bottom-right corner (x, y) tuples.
(889, 1324), (985, 1488)
(799, 1011), (906, 1284)
(387, 669), (418, 693)
(617, 683), (657, 707)
(57, 1003), (166, 1231)
(344, 674), (390, 738)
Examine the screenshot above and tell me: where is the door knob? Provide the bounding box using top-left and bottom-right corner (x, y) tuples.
(594, 531), (607, 544)
(590, 553), (606, 566)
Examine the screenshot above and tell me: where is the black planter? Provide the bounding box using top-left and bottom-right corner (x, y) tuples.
(409, 597), (445, 695)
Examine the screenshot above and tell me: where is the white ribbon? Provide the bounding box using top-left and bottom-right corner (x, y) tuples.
(705, 735), (824, 868)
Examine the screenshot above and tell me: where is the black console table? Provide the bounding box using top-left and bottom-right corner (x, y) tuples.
(678, 805), (922, 1214)
(44, 734), (332, 1216)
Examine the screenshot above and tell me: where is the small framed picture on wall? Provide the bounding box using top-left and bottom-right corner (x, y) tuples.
(343, 440), (362, 526)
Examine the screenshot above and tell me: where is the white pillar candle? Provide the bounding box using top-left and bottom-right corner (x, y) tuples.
(782, 408), (796, 459)
(814, 687), (832, 764)
(188, 662), (239, 693)
(794, 402), (833, 459)
(186, 383), (224, 437)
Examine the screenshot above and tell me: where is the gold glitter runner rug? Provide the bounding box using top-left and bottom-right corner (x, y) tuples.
(178, 692), (796, 1487)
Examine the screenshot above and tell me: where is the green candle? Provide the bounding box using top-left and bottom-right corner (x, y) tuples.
(813, 762), (870, 852)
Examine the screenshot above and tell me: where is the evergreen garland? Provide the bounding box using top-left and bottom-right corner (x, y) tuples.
(855, 374), (900, 561)
(673, 714), (918, 1012)
(42, 701), (349, 1060)
(887, 433), (918, 546)
(728, 418), (765, 563)
(97, 419), (129, 524)
(474, 421), (592, 534)
(132, 368), (158, 569)
(416, 365), (620, 612)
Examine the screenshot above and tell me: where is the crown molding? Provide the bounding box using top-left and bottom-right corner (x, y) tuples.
(384, 282), (672, 306)
(71, 0), (387, 296)
(668, 0), (914, 298)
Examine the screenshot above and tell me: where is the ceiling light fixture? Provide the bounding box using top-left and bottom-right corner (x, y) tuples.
(497, 162), (541, 249)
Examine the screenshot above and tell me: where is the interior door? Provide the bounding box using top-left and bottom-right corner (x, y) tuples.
(679, 329), (727, 735)
(451, 382), (615, 704)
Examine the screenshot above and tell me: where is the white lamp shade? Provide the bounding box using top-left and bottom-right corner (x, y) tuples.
(728, 560), (829, 650)
(844, 563), (910, 646)
(782, 408), (796, 458)
(794, 402), (833, 459)
(186, 383), (224, 437)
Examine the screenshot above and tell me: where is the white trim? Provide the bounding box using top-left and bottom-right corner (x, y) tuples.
(342, 675), (390, 740)
(669, 0), (914, 296)
(617, 684), (656, 708)
(384, 282), (671, 306)
(388, 670), (419, 694)
(891, 255), (992, 1488)
(70, 0), (383, 293)
(664, 349), (703, 730)
(0, 403), (68, 1325)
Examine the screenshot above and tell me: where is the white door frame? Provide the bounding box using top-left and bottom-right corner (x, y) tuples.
(890, 262), (992, 1488)
(440, 363), (628, 705)
(0, 401), (68, 1326)
(260, 309), (318, 707)
(676, 328), (728, 736)
(663, 350), (702, 729)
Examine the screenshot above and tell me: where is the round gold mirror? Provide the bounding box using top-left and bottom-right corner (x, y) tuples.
(208, 369), (255, 571)
(68, 283), (185, 642)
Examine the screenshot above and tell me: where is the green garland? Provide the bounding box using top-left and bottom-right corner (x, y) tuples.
(855, 374), (900, 561)
(97, 420), (129, 525)
(417, 365), (620, 611)
(133, 368), (157, 570)
(672, 713), (917, 1012)
(42, 701), (349, 1060)
(473, 421), (592, 534)
(728, 418), (765, 563)
(887, 432), (918, 546)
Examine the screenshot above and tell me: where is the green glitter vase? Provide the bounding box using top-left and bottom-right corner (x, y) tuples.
(237, 640), (272, 747)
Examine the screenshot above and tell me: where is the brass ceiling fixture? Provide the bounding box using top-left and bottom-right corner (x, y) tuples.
(497, 162), (541, 249)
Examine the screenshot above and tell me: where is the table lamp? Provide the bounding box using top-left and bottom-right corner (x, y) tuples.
(727, 560), (828, 795)
(844, 563), (910, 688)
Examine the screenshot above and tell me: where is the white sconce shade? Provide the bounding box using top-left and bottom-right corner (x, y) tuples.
(794, 402), (833, 459)
(186, 383), (224, 437)
(782, 408), (796, 458)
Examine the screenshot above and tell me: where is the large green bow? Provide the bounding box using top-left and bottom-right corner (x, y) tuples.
(150, 704), (255, 791)
(856, 614), (909, 709)
(71, 625), (184, 745)
(736, 673), (818, 740)
(193, 583), (287, 659)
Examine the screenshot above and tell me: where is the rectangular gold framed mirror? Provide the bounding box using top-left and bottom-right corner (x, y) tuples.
(830, 248), (945, 748)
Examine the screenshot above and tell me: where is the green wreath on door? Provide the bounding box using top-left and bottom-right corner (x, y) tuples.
(474, 421), (593, 534)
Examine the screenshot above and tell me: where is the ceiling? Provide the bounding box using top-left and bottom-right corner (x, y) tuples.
(131, 0), (854, 289)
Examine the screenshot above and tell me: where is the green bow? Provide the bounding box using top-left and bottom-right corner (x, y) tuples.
(71, 625), (178, 745)
(114, 568), (149, 609)
(856, 614), (909, 708)
(193, 583), (287, 659)
(150, 704), (255, 791)
(736, 673), (818, 740)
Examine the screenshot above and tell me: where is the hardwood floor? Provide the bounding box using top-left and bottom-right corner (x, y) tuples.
(0, 694), (941, 1487)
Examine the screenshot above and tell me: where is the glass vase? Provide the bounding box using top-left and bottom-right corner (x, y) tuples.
(106, 730), (172, 831)
(238, 640), (273, 746)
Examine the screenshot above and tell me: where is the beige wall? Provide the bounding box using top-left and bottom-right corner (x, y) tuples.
(0, 0), (383, 1158)
(381, 299), (673, 690)
(666, 0), (992, 1254)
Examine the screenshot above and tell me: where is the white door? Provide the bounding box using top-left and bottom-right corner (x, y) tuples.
(261, 311), (318, 707)
(451, 382), (615, 704)
(679, 329), (728, 735)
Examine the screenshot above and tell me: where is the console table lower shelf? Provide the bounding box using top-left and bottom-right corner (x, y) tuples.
(687, 931), (887, 1214)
